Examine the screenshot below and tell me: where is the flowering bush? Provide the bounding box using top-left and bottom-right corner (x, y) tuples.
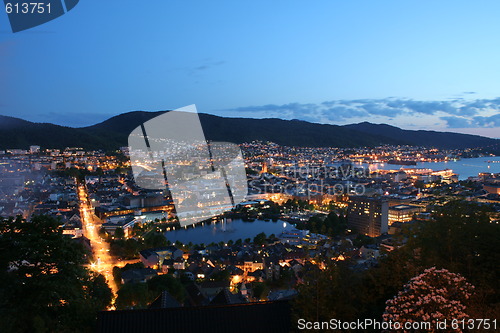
(383, 267), (474, 332)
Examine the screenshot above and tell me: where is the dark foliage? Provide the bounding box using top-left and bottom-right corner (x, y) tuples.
(0, 215), (112, 332)
(292, 201), (500, 326)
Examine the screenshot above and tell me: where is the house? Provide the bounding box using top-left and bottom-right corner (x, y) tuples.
(184, 283), (208, 307)
(140, 246), (183, 268)
(278, 229), (307, 245)
(161, 259), (175, 274)
(239, 283), (250, 299)
(101, 217), (136, 237)
(121, 268), (157, 284)
(264, 256), (281, 280)
(199, 280), (230, 300)
(268, 289), (298, 301)
(235, 257), (264, 273)
(209, 288), (248, 305)
(62, 226), (83, 238)
(288, 259), (304, 275)
(227, 265), (244, 286)
(149, 291), (181, 309)
(247, 269), (265, 282)
(193, 266), (205, 279)
(72, 236), (92, 253)
(172, 257), (185, 270)
(181, 271), (195, 281)
(380, 238), (397, 252)
(359, 244), (380, 260)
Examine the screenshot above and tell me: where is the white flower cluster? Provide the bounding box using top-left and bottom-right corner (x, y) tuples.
(383, 267), (474, 332)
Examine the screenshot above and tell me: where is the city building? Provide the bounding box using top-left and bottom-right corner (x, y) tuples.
(29, 145), (40, 154)
(388, 204), (424, 225)
(140, 246), (183, 268)
(484, 183), (500, 195)
(347, 196), (389, 237)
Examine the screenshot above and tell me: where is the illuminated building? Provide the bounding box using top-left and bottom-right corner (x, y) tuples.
(261, 161), (268, 174)
(484, 183), (500, 195)
(388, 204), (424, 225)
(347, 196), (388, 237)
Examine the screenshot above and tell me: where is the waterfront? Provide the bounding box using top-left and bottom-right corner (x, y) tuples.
(366, 156), (500, 180)
(165, 218), (295, 245)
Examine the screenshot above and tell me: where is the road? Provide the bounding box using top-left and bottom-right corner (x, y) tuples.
(78, 184), (121, 295)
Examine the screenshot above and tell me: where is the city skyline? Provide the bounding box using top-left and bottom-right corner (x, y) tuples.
(1, 2), (499, 331)
(0, 1), (499, 137)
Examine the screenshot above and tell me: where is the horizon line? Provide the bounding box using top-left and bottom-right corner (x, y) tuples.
(0, 111), (498, 140)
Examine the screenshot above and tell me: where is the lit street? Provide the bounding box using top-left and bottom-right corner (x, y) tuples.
(77, 184), (138, 296)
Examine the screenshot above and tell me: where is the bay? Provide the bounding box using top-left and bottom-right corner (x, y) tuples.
(164, 218), (295, 245)
(364, 156), (500, 180)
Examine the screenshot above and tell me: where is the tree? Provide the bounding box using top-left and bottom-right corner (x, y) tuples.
(0, 215), (112, 332)
(252, 282), (269, 301)
(353, 234), (375, 247)
(357, 245), (419, 319)
(289, 200), (500, 326)
(144, 231), (168, 248)
(98, 226), (108, 239)
(253, 232), (267, 246)
(115, 283), (152, 310)
(131, 223), (144, 237)
(297, 211), (347, 237)
(358, 200), (498, 320)
(123, 238), (140, 258)
(292, 262), (359, 323)
(383, 267), (474, 332)
(410, 201), (499, 300)
(210, 270), (230, 282)
(147, 274), (184, 303)
(113, 266), (122, 287)
(88, 273), (114, 311)
(122, 262), (144, 271)
(114, 227), (125, 239)
(414, 180), (425, 189)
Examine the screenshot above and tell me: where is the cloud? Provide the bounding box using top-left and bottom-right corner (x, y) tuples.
(440, 116), (473, 128)
(223, 97), (500, 129)
(442, 113), (500, 128)
(473, 114), (500, 127)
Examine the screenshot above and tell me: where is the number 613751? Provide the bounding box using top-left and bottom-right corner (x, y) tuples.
(5, 2), (51, 14)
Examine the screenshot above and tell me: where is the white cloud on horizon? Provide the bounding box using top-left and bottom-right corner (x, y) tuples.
(220, 97), (500, 132)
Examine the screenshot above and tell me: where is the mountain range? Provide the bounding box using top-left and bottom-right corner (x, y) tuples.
(0, 112), (498, 151)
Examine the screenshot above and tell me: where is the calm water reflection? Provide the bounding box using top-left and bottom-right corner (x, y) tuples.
(165, 218), (295, 245)
(365, 156), (500, 180)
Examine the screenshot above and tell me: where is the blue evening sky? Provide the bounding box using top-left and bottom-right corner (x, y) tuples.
(0, 1), (499, 137)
